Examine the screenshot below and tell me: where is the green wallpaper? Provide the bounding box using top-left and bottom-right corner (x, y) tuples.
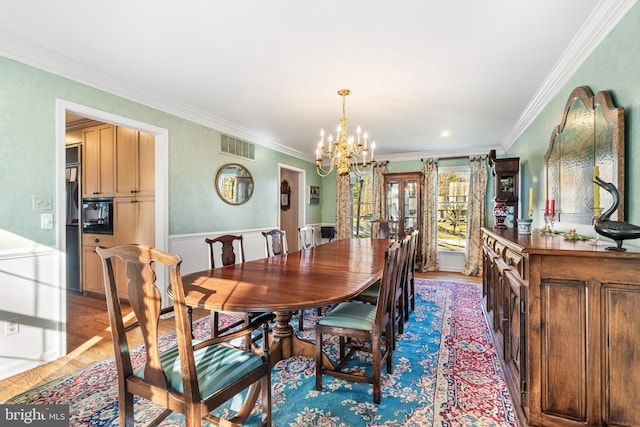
(507, 3), (640, 230)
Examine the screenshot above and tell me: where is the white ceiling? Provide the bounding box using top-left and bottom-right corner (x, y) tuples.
(0, 1), (635, 161)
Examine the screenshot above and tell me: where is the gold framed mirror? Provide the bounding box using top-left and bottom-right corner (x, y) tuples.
(544, 86), (624, 224)
(215, 163), (254, 205)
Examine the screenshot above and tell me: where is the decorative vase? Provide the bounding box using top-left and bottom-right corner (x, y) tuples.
(493, 199), (509, 229)
(517, 218), (533, 234)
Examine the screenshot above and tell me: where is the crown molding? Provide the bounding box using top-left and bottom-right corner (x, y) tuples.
(2, 0), (636, 164)
(503, 0), (638, 152)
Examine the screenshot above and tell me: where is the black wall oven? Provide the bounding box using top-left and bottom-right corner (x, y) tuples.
(82, 198), (114, 235)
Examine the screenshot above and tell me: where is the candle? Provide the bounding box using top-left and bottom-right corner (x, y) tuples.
(594, 166), (601, 216)
(545, 200), (549, 216)
(529, 187), (533, 216)
(550, 199), (555, 217)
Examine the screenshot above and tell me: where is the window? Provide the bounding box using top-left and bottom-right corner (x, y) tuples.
(350, 172), (374, 238)
(437, 167), (470, 250)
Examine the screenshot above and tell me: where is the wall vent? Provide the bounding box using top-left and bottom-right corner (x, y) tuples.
(220, 134), (255, 160)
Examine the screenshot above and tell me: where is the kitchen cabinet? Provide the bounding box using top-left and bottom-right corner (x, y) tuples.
(384, 172), (422, 263)
(482, 227), (640, 427)
(113, 196), (155, 299)
(81, 234), (114, 294)
(114, 127), (155, 197)
(82, 124), (114, 197)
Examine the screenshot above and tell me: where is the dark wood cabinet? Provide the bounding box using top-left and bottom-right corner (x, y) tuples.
(482, 227), (640, 427)
(489, 151), (520, 226)
(384, 171), (422, 262)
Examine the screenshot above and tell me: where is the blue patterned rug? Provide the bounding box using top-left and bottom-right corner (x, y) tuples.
(4, 279), (518, 426)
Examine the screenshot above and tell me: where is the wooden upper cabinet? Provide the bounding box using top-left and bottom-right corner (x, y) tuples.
(82, 124), (115, 197)
(115, 127), (155, 197)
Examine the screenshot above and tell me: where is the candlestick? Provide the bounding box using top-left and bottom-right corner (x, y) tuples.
(594, 166), (601, 216)
(529, 187), (533, 217)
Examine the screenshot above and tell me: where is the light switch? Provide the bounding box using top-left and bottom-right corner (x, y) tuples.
(41, 213), (53, 229)
(32, 194), (52, 210)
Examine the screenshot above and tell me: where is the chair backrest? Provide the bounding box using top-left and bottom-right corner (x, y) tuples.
(374, 241), (402, 329)
(406, 230), (418, 279)
(392, 234), (411, 298)
(298, 225), (316, 250)
(371, 219), (399, 240)
(96, 244), (197, 399)
(262, 229), (288, 257)
(205, 234), (245, 269)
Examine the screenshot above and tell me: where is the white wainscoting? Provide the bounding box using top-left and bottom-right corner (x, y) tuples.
(0, 246), (61, 380)
(438, 250), (466, 272)
(169, 224), (328, 276)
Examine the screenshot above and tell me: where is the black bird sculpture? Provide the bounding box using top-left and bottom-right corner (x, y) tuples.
(593, 176), (640, 251)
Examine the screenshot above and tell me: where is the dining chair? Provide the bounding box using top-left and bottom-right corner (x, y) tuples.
(205, 234), (262, 341)
(96, 244), (273, 427)
(262, 229), (288, 256)
(298, 225), (317, 250)
(315, 241), (401, 404)
(353, 234), (411, 348)
(297, 225), (322, 331)
(403, 230), (419, 320)
(370, 219), (399, 240)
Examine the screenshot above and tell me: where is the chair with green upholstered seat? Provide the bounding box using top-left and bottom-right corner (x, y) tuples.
(353, 234), (411, 349)
(315, 241), (401, 404)
(97, 244), (273, 427)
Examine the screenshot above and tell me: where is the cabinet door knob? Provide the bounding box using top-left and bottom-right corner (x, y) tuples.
(94, 238), (99, 243)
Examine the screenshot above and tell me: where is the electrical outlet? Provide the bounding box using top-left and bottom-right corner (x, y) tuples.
(5, 317), (19, 335)
(41, 213), (54, 229)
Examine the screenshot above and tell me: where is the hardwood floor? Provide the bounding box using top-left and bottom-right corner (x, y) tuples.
(0, 272), (479, 402)
(0, 292), (209, 402)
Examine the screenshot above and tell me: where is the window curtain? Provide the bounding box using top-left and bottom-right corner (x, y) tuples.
(421, 158), (439, 271)
(462, 155), (488, 276)
(335, 172), (351, 240)
(372, 161), (389, 237)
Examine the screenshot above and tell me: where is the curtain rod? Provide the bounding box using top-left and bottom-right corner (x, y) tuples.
(420, 155), (486, 162)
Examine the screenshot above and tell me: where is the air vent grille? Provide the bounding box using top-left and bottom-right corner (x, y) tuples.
(220, 134), (255, 160)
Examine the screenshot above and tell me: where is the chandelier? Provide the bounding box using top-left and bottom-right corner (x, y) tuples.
(315, 89), (376, 176)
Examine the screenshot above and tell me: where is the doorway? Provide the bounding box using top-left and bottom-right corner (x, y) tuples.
(278, 164), (306, 251)
(57, 100), (169, 354)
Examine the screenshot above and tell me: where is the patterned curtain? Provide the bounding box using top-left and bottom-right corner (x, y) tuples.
(372, 161), (389, 237)
(421, 158), (439, 271)
(462, 155), (488, 276)
(335, 172), (351, 240)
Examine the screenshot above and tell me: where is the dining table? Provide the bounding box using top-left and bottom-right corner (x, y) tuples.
(181, 238), (391, 367)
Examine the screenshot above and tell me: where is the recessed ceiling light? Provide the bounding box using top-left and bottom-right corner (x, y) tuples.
(440, 130), (451, 138)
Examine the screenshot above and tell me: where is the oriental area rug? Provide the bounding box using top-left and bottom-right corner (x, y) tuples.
(4, 279), (518, 426)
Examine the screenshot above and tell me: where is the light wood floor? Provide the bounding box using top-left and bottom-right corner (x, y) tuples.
(0, 272), (479, 402)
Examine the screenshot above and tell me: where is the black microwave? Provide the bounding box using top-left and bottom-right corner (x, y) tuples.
(82, 198), (113, 235)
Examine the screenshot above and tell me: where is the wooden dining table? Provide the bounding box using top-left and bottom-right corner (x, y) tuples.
(181, 238), (391, 366)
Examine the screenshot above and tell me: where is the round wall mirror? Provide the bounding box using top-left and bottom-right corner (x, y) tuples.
(215, 163), (254, 205)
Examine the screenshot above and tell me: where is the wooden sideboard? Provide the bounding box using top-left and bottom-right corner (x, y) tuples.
(482, 227), (640, 427)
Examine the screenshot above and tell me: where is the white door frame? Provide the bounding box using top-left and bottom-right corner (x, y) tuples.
(55, 99), (169, 354)
(278, 163), (306, 241)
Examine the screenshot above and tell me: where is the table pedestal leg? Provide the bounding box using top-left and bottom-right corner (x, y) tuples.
(270, 310), (335, 369)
